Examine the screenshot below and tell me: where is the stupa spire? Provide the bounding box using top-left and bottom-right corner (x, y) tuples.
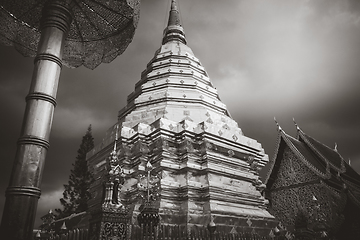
(168, 0), (181, 26)
(87, 1), (277, 236)
(162, 0), (187, 45)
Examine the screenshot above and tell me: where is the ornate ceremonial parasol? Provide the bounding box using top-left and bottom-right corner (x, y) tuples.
(0, 0), (140, 239)
(0, 0), (140, 69)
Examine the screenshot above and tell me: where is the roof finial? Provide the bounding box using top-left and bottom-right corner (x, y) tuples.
(61, 221), (67, 230)
(162, 0), (187, 45)
(274, 117), (282, 131)
(293, 118), (300, 130)
(334, 142), (337, 152)
(349, 158), (351, 166)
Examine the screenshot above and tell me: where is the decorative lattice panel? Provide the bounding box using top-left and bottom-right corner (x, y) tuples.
(272, 147), (318, 189)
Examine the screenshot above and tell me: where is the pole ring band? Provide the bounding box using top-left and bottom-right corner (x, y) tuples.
(6, 186), (41, 198)
(26, 92), (57, 107)
(41, 1), (73, 33)
(34, 53), (63, 68)
(17, 135), (50, 149)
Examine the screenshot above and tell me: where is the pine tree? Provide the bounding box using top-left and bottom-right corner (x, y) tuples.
(56, 125), (95, 218)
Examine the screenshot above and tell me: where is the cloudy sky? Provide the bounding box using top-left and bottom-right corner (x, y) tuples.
(1, 0), (360, 227)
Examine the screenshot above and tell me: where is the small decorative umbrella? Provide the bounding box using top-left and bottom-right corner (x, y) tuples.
(0, 0), (140, 239)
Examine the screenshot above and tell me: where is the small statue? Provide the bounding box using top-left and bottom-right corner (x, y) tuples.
(103, 135), (126, 208)
(108, 225), (121, 240)
(109, 150), (121, 177)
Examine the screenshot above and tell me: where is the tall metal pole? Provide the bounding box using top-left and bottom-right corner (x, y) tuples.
(0, 1), (72, 239)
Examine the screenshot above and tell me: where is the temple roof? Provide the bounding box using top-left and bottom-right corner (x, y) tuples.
(265, 121), (360, 207)
(265, 126), (330, 187)
(51, 212), (90, 231)
(296, 126), (360, 186)
(286, 134), (329, 177)
(297, 129), (345, 173)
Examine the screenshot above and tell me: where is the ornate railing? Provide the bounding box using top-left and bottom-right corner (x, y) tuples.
(43, 224), (272, 240)
(41, 228), (88, 240)
(130, 224), (271, 240)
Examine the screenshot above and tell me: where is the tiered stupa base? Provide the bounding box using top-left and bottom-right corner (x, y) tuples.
(88, 118), (277, 236)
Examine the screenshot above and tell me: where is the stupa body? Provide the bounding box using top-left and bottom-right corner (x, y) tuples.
(87, 1), (276, 236)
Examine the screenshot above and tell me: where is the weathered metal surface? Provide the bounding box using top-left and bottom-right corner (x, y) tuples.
(0, 2), (72, 239)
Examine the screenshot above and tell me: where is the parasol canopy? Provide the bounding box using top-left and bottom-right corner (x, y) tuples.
(0, 0), (140, 69)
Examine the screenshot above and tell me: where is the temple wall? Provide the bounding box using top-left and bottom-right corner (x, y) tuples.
(268, 146), (345, 232)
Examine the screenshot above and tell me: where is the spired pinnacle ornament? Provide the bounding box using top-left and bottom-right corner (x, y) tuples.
(88, 124), (130, 240)
(137, 161), (160, 204)
(137, 160), (161, 237)
(103, 124), (126, 210)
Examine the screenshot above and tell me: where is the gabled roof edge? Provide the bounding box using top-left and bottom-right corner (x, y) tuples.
(282, 130), (331, 179)
(264, 120), (283, 185)
(265, 121), (331, 188)
(296, 125), (346, 174)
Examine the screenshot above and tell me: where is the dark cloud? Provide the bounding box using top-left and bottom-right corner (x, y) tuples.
(1, 0), (360, 228)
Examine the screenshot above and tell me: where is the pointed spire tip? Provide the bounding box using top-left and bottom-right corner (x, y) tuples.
(162, 0), (187, 45)
(274, 117), (282, 131)
(171, 0), (178, 11)
(168, 0), (181, 27)
(293, 118), (302, 131)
